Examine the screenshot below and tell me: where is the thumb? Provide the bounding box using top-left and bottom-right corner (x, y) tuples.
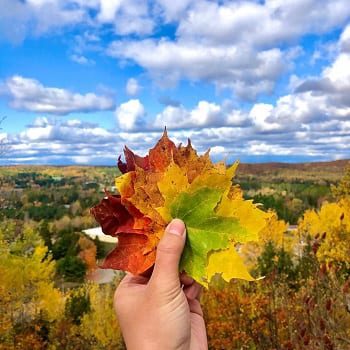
(150, 219), (186, 288)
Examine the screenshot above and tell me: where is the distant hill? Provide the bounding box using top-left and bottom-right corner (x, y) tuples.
(237, 159), (350, 174)
(236, 159), (350, 182)
(1, 159), (349, 183)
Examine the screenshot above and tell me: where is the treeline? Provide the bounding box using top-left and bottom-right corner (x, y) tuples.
(0, 169), (115, 283)
(238, 178), (333, 224)
(0, 168), (349, 349)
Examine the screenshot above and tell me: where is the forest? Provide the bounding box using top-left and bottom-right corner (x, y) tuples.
(0, 163), (349, 349)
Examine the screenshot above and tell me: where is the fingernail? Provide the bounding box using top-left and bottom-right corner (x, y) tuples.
(166, 219), (185, 236)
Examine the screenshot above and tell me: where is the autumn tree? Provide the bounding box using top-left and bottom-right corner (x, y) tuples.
(0, 222), (64, 348)
(79, 283), (124, 349)
(298, 199), (350, 273)
(332, 165), (350, 199)
(39, 219), (52, 250)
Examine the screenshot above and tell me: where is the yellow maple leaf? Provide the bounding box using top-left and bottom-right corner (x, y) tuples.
(156, 161), (190, 222)
(206, 244), (255, 285)
(217, 195), (272, 243)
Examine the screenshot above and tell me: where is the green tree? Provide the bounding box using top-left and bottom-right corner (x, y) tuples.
(94, 236), (105, 260)
(39, 220), (52, 250)
(65, 288), (91, 325)
(257, 241), (297, 284)
(56, 255), (86, 282)
(52, 230), (79, 260)
(296, 237), (318, 280)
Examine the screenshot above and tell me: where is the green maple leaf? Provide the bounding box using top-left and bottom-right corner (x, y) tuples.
(170, 187), (248, 284)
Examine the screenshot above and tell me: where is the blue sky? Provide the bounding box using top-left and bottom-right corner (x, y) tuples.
(0, 0), (350, 165)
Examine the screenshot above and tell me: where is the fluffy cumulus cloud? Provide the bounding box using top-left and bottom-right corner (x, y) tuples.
(262, 24), (350, 133)
(108, 40), (285, 99)
(97, 0), (154, 35)
(154, 101), (249, 129)
(176, 0), (350, 48)
(2, 1), (350, 99)
(0, 0), (154, 43)
(106, 24), (350, 162)
(0, 0), (85, 43)
(3, 117), (118, 165)
(2, 2), (350, 164)
(106, 0), (350, 98)
(115, 99), (145, 131)
(3, 76), (115, 115)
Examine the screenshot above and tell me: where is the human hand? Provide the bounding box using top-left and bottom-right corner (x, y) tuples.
(114, 218), (208, 350)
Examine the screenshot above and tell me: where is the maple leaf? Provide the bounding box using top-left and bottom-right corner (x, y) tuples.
(117, 146), (150, 173)
(206, 244), (255, 283)
(102, 233), (156, 274)
(92, 131), (271, 286)
(90, 194), (157, 274)
(170, 187), (248, 284)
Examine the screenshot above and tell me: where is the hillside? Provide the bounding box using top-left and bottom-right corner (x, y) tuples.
(1, 159), (349, 181)
(236, 159), (350, 182)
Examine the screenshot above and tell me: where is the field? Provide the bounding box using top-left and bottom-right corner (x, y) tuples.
(1, 161), (350, 349)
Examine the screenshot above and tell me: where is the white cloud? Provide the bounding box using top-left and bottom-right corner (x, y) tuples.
(20, 118), (113, 142)
(249, 104), (279, 132)
(0, 0), (86, 43)
(97, 0), (123, 23)
(242, 24), (350, 135)
(4, 75), (115, 115)
(70, 54), (95, 65)
(0, 0), (154, 43)
(154, 100), (250, 130)
(108, 40), (286, 99)
(105, 0), (349, 99)
(2, 3), (350, 164)
(126, 78), (141, 96)
(155, 0), (192, 21)
(123, 24), (350, 140)
(3, 110), (350, 166)
(1, 0), (349, 102)
(4, 23), (350, 164)
(340, 24), (350, 52)
(2, 0), (349, 44)
(96, 0), (154, 35)
(177, 0), (350, 48)
(2, 117), (118, 165)
(115, 99), (145, 131)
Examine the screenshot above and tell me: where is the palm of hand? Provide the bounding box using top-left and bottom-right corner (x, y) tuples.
(114, 273), (207, 350)
(113, 219), (208, 350)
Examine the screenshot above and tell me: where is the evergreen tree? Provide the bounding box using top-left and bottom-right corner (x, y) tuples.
(94, 236), (105, 260)
(39, 220), (52, 250)
(65, 290), (90, 325)
(56, 255), (86, 282)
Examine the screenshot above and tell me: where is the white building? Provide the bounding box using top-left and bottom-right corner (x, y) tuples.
(82, 227), (118, 244)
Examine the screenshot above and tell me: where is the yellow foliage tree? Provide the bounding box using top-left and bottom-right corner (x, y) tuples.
(0, 223), (65, 347)
(258, 212), (288, 248)
(298, 199), (350, 267)
(332, 165), (350, 199)
(79, 283), (123, 349)
(240, 213), (288, 271)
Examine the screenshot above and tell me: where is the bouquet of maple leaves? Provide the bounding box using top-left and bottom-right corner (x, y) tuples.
(91, 131), (271, 287)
